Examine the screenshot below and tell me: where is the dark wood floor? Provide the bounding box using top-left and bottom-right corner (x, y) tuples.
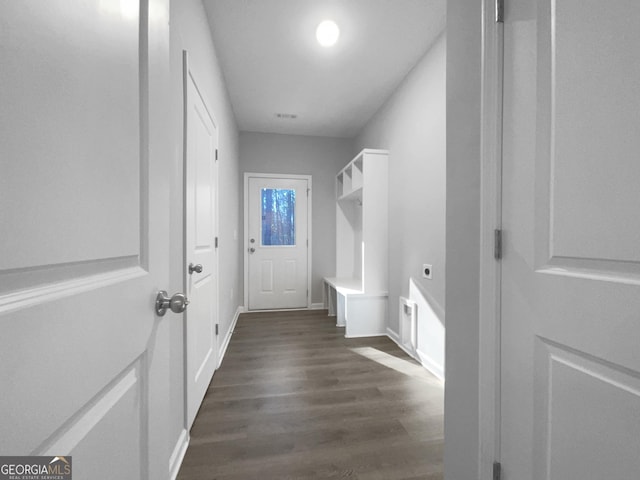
(177, 309), (444, 480)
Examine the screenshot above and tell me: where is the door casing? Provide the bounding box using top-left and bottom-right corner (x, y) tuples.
(477, 0), (504, 477)
(243, 173), (312, 310)
(182, 50), (220, 431)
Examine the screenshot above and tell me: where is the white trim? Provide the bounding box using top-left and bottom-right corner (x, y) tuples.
(395, 342), (418, 361)
(182, 50), (221, 340)
(478, 0), (504, 478)
(310, 302), (324, 310)
(344, 332), (387, 339)
(243, 172), (313, 311)
(169, 429), (189, 480)
(246, 307), (310, 313)
(385, 328), (444, 381)
(416, 348), (445, 382)
(180, 49), (190, 447)
(37, 366), (139, 456)
(218, 306), (244, 368)
(0, 266), (145, 315)
(387, 327), (418, 360)
(386, 327), (401, 344)
(182, 48), (221, 442)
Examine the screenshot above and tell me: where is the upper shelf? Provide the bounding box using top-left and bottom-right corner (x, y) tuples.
(336, 148), (387, 201)
(338, 186), (362, 202)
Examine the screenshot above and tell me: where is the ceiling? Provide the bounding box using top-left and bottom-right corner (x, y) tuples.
(203, 0), (446, 138)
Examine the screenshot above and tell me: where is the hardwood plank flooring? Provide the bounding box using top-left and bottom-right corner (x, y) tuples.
(177, 309), (444, 480)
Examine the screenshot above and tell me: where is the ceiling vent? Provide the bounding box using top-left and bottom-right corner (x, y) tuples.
(275, 113), (298, 119)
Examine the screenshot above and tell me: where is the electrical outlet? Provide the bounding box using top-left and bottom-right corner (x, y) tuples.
(422, 264), (433, 279)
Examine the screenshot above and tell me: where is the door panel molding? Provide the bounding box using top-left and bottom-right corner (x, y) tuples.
(533, 336), (640, 479)
(0, 0), (142, 275)
(0, 264), (145, 315)
(534, 0), (640, 281)
(35, 360), (142, 456)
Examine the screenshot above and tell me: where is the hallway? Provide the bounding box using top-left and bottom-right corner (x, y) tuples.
(177, 310), (444, 479)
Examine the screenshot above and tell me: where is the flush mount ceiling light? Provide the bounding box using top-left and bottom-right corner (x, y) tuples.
(316, 20), (340, 47)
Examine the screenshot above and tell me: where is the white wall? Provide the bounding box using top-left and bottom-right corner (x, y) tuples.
(409, 278), (445, 381)
(444, 0), (482, 478)
(239, 132), (352, 305)
(353, 33), (446, 344)
(169, 0), (243, 460)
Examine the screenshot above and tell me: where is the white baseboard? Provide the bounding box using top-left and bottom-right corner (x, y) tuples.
(244, 307), (318, 313)
(416, 348), (445, 382)
(345, 332), (387, 339)
(386, 327), (401, 344)
(218, 306), (244, 368)
(169, 428), (189, 480)
(310, 302), (325, 310)
(386, 327), (419, 360)
(386, 329), (444, 382)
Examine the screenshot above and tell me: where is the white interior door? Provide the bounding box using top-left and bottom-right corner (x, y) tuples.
(246, 175), (309, 310)
(500, 1), (640, 478)
(184, 56), (219, 429)
(0, 1), (173, 479)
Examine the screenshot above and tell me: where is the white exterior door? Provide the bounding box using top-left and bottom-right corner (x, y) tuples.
(184, 57), (219, 429)
(0, 2), (174, 479)
(500, 1), (640, 478)
(246, 175), (309, 310)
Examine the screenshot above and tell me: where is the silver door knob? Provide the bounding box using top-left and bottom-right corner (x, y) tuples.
(188, 263), (203, 274)
(249, 247), (255, 253)
(155, 291), (189, 316)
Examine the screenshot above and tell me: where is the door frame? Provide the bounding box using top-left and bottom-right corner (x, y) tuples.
(478, 0), (504, 478)
(181, 49), (220, 428)
(243, 172), (312, 310)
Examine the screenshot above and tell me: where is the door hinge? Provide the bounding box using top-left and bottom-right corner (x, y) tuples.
(215, 236), (219, 248)
(494, 229), (502, 260)
(307, 188), (310, 196)
(493, 461), (502, 480)
(215, 149), (219, 161)
(496, 0), (504, 23)
(215, 324), (219, 335)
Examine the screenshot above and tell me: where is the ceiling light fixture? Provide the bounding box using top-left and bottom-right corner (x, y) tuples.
(316, 20), (340, 47)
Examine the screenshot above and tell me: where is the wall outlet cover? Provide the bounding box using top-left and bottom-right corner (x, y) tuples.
(422, 264), (433, 279)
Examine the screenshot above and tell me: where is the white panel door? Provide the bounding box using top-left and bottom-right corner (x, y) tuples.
(500, 1), (640, 479)
(184, 58), (219, 429)
(0, 2), (173, 479)
(247, 176), (309, 310)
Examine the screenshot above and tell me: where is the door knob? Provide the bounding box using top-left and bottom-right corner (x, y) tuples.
(155, 291), (189, 316)
(188, 263), (203, 274)
(249, 247), (255, 253)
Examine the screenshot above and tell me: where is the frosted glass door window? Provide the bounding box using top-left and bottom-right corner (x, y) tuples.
(261, 188), (296, 246)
